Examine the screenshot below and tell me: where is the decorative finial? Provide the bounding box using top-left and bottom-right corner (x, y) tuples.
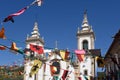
(77, 27), (80, 34)
(83, 9), (88, 21)
(55, 40), (58, 49)
(31, 22), (40, 38)
(27, 34), (29, 39)
(82, 9), (90, 30)
(84, 9), (87, 15)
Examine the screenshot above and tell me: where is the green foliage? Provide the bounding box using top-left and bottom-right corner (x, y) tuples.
(0, 66), (24, 80)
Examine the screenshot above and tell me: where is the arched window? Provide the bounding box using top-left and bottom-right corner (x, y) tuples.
(84, 69), (88, 75)
(83, 40), (88, 50)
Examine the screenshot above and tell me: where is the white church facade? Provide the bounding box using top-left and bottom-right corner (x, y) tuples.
(24, 11), (101, 80)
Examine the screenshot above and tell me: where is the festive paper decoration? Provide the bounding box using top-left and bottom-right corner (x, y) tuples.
(30, 44), (44, 54)
(75, 50), (85, 62)
(31, 0), (43, 6)
(10, 42), (24, 54)
(60, 50), (70, 60)
(35, 0), (43, 6)
(29, 60), (42, 77)
(96, 57), (105, 67)
(53, 76), (59, 80)
(50, 65), (57, 76)
(3, 7), (27, 23)
(3, 0), (43, 23)
(74, 50), (85, 54)
(0, 27), (6, 39)
(78, 77), (82, 80)
(84, 76), (88, 80)
(62, 70), (68, 80)
(0, 46), (6, 50)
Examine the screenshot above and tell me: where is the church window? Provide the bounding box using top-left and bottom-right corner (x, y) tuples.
(83, 40), (88, 50)
(83, 65), (85, 67)
(84, 70), (88, 75)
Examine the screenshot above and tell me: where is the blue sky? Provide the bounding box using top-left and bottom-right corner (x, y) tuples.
(0, 0), (120, 65)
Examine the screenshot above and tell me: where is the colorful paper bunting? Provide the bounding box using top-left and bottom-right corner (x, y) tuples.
(0, 46), (6, 50)
(62, 70), (68, 80)
(74, 50), (85, 54)
(75, 50), (85, 62)
(50, 65), (57, 76)
(3, 0), (43, 23)
(60, 50), (66, 60)
(3, 7), (27, 23)
(36, 0), (43, 6)
(0, 27), (6, 39)
(10, 42), (24, 54)
(96, 57), (105, 67)
(30, 44), (44, 54)
(60, 50), (70, 61)
(84, 76), (88, 80)
(53, 76), (59, 80)
(78, 77), (82, 80)
(29, 60), (42, 77)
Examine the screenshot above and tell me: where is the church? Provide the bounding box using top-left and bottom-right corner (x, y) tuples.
(23, 11), (101, 80)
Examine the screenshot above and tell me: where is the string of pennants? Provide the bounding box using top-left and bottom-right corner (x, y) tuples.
(0, 33), (106, 67)
(0, 28), (92, 80)
(1, 25), (118, 69)
(0, 37), (106, 80)
(0, 26), (90, 80)
(0, 0), (42, 79)
(1, 0), (119, 79)
(0, 39), (105, 76)
(0, 26), (87, 64)
(0, 26), (106, 68)
(0, 41), (86, 62)
(2, 0), (42, 23)
(0, 0), (44, 58)
(0, 0), (105, 68)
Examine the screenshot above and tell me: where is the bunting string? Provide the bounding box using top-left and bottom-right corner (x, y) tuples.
(24, 60), (89, 80)
(1, 0), (42, 24)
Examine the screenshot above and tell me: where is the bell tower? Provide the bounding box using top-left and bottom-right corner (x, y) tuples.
(76, 11), (96, 79)
(24, 22), (44, 80)
(76, 10), (95, 50)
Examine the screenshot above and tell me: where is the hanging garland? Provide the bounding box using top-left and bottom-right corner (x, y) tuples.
(2, 0), (43, 23)
(1, 0), (118, 80)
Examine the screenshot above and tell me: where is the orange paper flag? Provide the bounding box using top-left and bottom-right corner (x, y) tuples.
(0, 27), (6, 39)
(10, 42), (19, 51)
(0, 46), (6, 50)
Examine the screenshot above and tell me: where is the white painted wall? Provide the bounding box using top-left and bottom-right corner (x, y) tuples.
(24, 53), (77, 80)
(79, 56), (92, 76)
